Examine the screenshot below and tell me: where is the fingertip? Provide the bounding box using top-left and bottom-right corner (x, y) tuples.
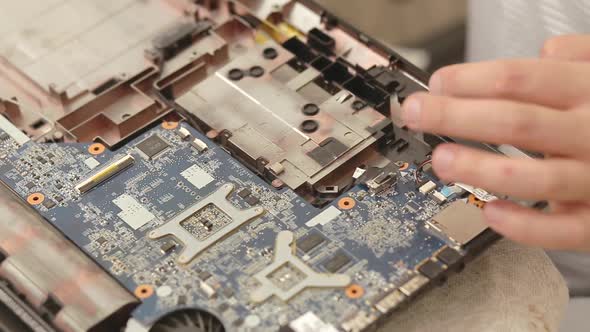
(401, 94), (425, 129)
(482, 201), (586, 250)
(429, 66), (459, 95)
(429, 71), (443, 94)
(483, 200), (514, 225)
(482, 200), (530, 243)
(431, 144), (457, 179)
(540, 37), (560, 58)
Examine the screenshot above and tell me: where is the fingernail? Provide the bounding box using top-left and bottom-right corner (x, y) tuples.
(402, 97), (422, 127)
(429, 72), (443, 94)
(432, 145), (455, 174)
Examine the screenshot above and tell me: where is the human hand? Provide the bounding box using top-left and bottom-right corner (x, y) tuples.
(401, 35), (590, 251)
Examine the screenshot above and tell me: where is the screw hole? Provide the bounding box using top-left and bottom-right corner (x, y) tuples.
(263, 47), (278, 59)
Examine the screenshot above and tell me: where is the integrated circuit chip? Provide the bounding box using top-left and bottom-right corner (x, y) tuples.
(136, 134), (169, 159)
(180, 204), (232, 240)
(297, 232), (326, 253)
(160, 240), (177, 255)
(245, 195), (259, 206)
(237, 188), (251, 198)
(321, 250), (352, 273)
(42, 199), (56, 209)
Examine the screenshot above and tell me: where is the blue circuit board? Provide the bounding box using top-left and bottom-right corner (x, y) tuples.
(0, 122), (454, 330)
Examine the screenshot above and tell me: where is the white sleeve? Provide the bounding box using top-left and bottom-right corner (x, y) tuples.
(467, 0), (590, 62)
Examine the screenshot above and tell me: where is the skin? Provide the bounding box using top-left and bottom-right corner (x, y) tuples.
(401, 35), (590, 252)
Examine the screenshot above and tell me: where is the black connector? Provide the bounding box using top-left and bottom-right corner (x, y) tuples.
(307, 28), (336, 54)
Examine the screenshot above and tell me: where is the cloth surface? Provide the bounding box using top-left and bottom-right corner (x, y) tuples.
(380, 240), (569, 332)
(467, 0), (590, 295)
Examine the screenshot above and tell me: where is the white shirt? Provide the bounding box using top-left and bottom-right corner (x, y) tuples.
(468, 0), (590, 61)
(468, 0), (590, 296)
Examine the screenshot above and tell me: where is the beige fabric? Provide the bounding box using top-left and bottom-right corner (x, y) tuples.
(380, 240), (569, 332)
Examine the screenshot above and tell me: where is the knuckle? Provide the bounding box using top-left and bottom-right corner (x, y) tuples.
(492, 62), (526, 96)
(432, 66), (455, 91)
(424, 96), (450, 130)
(538, 167), (562, 197)
(506, 108), (535, 141)
(498, 162), (516, 178)
(455, 149), (482, 182)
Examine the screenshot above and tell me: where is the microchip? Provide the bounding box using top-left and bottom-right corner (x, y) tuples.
(200, 219), (214, 231)
(96, 236), (108, 245)
(237, 188), (251, 198)
(136, 134), (170, 159)
(160, 240), (177, 254)
(46, 153), (55, 159)
(221, 288), (234, 298)
(322, 250), (352, 273)
(54, 196), (64, 202)
(218, 303), (230, 312)
(42, 199), (56, 209)
(406, 201), (421, 212)
(233, 318), (245, 327)
(0, 132), (9, 141)
(297, 232), (326, 253)
(245, 195), (259, 206)
(198, 271), (212, 281)
(25, 182), (35, 190)
(36, 156), (47, 164)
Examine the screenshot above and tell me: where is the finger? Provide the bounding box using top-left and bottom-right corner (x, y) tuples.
(428, 59), (590, 109)
(550, 201), (585, 215)
(484, 200), (590, 251)
(541, 35), (590, 62)
(402, 93), (588, 156)
(431, 144), (590, 201)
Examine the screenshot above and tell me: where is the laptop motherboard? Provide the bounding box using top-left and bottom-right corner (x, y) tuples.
(0, 1), (499, 331)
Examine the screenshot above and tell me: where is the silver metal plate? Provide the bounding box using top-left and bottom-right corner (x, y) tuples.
(149, 183), (265, 264)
